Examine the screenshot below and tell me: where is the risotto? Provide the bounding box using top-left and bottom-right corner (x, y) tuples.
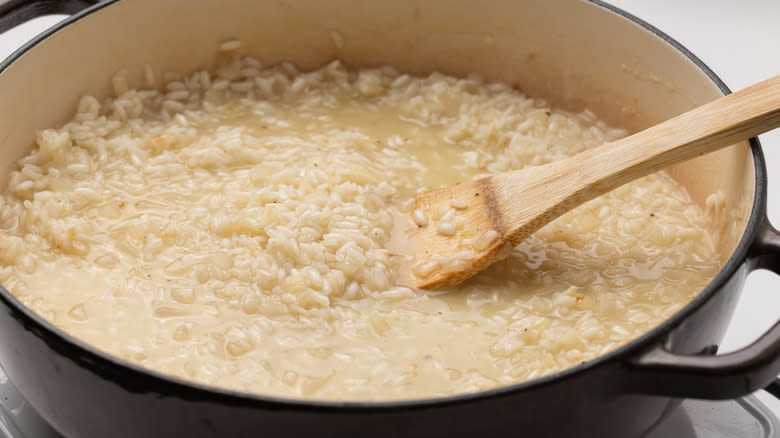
(0, 54), (721, 400)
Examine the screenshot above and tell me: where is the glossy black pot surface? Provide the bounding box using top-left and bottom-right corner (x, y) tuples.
(0, 0), (779, 437)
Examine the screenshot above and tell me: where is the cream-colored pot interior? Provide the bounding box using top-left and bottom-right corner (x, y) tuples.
(0, 0), (754, 263)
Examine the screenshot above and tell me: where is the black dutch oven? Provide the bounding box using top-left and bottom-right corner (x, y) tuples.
(0, 0), (778, 436)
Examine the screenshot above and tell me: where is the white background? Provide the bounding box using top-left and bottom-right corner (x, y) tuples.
(0, 0), (778, 418)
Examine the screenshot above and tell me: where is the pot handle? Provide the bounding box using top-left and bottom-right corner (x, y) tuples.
(0, 0), (100, 34)
(626, 216), (780, 399)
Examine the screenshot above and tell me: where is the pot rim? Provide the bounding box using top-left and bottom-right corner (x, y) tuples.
(0, 0), (768, 411)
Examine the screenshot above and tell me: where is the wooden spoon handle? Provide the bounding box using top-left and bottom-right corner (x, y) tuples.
(573, 74), (780, 194)
(495, 74), (780, 244)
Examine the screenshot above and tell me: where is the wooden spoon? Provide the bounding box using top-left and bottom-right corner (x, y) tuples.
(388, 74), (780, 290)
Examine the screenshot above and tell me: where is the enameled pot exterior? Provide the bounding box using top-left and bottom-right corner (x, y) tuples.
(0, 1), (779, 437)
